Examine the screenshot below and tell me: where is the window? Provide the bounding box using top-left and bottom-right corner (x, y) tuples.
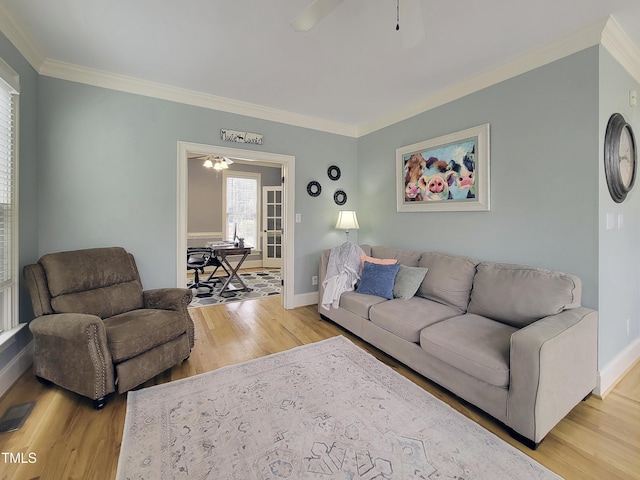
(223, 171), (260, 249)
(0, 58), (19, 334)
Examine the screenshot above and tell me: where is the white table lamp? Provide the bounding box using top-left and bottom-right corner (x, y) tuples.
(335, 210), (359, 241)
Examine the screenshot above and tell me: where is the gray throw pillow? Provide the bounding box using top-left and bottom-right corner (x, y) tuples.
(393, 265), (429, 300)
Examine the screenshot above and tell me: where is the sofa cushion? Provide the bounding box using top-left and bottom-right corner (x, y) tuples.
(370, 297), (460, 343)
(393, 265), (429, 300)
(104, 309), (187, 362)
(340, 291), (387, 319)
(420, 314), (516, 387)
(417, 252), (479, 311)
(360, 254), (398, 269)
(357, 262), (400, 300)
(371, 246), (423, 267)
(467, 262), (582, 327)
(51, 281), (145, 319)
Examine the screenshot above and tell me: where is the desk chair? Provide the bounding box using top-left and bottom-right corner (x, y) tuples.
(187, 248), (215, 296)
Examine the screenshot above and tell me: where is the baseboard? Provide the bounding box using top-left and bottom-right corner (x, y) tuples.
(595, 336), (640, 398)
(0, 341), (33, 399)
(291, 292), (318, 309)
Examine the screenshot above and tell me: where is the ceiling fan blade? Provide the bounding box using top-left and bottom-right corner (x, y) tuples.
(223, 157), (234, 165)
(290, 0), (343, 32)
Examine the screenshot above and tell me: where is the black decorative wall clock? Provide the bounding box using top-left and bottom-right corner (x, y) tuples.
(604, 113), (637, 203)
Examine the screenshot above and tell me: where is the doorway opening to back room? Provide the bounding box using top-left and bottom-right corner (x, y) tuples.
(177, 142), (295, 309)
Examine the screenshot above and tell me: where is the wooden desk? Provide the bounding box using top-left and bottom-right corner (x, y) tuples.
(206, 243), (252, 297)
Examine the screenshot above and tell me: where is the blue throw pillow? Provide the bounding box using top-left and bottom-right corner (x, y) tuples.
(357, 261), (400, 300)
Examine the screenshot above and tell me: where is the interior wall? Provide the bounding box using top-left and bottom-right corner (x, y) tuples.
(36, 76), (358, 294)
(357, 48), (600, 311)
(598, 46), (640, 370)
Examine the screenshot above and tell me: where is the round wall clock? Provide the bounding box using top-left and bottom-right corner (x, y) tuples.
(604, 113), (637, 203)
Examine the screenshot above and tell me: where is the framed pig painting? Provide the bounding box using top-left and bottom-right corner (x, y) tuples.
(396, 124), (490, 212)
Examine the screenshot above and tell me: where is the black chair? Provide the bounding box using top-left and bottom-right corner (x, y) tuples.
(187, 248), (214, 296)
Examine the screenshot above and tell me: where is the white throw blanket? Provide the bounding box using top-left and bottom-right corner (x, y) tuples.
(321, 242), (365, 310)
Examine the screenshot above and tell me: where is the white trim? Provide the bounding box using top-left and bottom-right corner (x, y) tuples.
(1, 13), (638, 138)
(291, 292), (319, 309)
(0, 340), (33, 399)
(601, 16), (640, 85)
(40, 59), (358, 138)
(187, 231), (223, 240)
(178, 142), (296, 309)
(594, 336), (640, 398)
(0, 3), (46, 71)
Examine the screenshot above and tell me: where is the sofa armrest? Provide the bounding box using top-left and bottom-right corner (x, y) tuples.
(508, 307), (597, 444)
(318, 249), (331, 309)
(143, 288), (194, 349)
(29, 313), (116, 400)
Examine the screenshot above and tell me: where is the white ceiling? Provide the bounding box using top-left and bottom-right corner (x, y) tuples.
(1, 0), (640, 134)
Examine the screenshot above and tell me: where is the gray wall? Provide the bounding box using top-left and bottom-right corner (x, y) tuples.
(598, 46), (640, 369)
(358, 48), (600, 311)
(36, 77), (358, 294)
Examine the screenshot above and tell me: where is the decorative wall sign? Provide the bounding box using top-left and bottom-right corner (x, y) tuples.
(334, 189), (347, 205)
(221, 129), (264, 145)
(604, 113), (637, 203)
(396, 124), (490, 212)
(307, 181), (321, 197)
(327, 165), (341, 181)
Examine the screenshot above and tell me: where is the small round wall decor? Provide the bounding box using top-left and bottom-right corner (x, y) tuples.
(604, 112), (637, 203)
(307, 181), (321, 197)
(327, 165), (341, 181)
(333, 189), (347, 205)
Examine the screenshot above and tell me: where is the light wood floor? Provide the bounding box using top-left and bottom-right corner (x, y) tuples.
(1, 296), (638, 480)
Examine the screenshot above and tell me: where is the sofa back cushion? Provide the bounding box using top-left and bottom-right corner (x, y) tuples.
(467, 262), (582, 327)
(40, 247), (144, 318)
(417, 252), (479, 311)
(371, 246), (423, 267)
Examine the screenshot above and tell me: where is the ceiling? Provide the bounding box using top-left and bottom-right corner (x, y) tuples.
(1, 0), (640, 135)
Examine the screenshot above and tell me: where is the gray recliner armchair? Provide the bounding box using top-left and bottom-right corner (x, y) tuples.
(24, 247), (194, 409)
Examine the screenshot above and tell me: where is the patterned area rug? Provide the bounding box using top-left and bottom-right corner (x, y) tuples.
(116, 336), (561, 480)
(189, 269), (281, 308)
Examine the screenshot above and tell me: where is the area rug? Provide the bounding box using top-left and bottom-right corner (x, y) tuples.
(116, 336), (561, 480)
(189, 269), (281, 308)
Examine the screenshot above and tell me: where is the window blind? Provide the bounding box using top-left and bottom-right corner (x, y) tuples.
(0, 63), (18, 333)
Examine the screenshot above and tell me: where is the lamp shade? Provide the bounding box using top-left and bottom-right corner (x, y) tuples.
(335, 210), (359, 230)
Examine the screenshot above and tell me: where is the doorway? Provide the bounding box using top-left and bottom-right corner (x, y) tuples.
(177, 142), (295, 309)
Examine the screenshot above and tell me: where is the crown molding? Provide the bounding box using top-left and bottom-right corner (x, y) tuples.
(39, 59), (358, 138)
(601, 16), (640, 85)
(0, 3), (45, 71)
(357, 18), (610, 136)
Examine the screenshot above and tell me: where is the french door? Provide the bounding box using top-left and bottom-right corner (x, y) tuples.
(262, 186), (283, 268)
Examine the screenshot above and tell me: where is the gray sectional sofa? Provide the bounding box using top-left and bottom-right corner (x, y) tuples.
(318, 245), (598, 448)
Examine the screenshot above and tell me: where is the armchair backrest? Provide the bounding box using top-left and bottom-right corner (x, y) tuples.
(24, 247), (144, 319)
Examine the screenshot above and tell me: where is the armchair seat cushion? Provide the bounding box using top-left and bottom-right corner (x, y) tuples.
(104, 309), (188, 363)
(420, 314), (517, 387)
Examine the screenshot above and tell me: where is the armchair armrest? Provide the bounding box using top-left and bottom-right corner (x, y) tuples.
(143, 288), (193, 311)
(29, 313), (115, 400)
(508, 307), (597, 444)
(143, 288), (194, 349)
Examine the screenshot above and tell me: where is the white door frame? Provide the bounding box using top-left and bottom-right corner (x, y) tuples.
(177, 141), (295, 309)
